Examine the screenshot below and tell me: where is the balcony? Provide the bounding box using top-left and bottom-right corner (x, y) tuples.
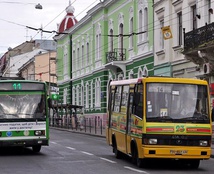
(184, 23), (214, 54)
(106, 48), (126, 63)
(183, 22), (214, 68)
(105, 48), (126, 76)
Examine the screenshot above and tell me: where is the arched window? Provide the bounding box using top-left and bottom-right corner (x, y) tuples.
(95, 79), (101, 107)
(81, 84), (84, 106)
(129, 17), (134, 48)
(86, 83), (89, 108)
(63, 46), (68, 79)
(144, 7), (148, 40)
(110, 29), (114, 52)
(77, 47), (80, 70)
(76, 86), (79, 105)
(82, 44), (84, 68)
(138, 10), (143, 42)
(90, 81), (93, 108)
(72, 87), (75, 104)
(138, 67), (143, 78)
(96, 23), (102, 60)
(63, 88), (67, 104)
(129, 70), (134, 79)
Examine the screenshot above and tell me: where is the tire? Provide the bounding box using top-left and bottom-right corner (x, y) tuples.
(32, 145), (41, 153)
(113, 140), (122, 159)
(132, 145), (145, 168)
(189, 160), (200, 169)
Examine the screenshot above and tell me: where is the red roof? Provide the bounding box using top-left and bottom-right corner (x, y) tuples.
(58, 5), (78, 33)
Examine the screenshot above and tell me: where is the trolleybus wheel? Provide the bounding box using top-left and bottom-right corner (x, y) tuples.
(32, 145), (41, 153)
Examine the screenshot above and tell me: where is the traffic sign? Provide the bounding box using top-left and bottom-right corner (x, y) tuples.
(51, 94), (59, 100)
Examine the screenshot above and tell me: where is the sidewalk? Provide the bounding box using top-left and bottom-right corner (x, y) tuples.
(51, 126), (214, 159)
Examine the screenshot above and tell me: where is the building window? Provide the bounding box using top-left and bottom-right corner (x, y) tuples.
(77, 47), (80, 70)
(90, 81), (93, 108)
(191, 5), (197, 30)
(144, 7), (148, 40)
(129, 70), (134, 79)
(86, 83), (89, 108)
(63, 88), (67, 104)
(119, 23), (124, 60)
(72, 50), (75, 71)
(178, 12), (182, 46)
(96, 24), (102, 61)
(129, 17), (134, 48)
(110, 29), (114, 52)
(76, 86), (79, 105)
(160, 19), (164, 50)
(72, 87), (75, 104)
(206, 0), (211, 24)
(138, 68), (143, 78)
(139, 10), (143, 42)
(95, 79), (101, 107)
(81, 85), (84, 106)
(96, 34), (101, 60)
(63, 46), (68, 78)
(82, 45), (84, 68)
(86, 42), (89, 65)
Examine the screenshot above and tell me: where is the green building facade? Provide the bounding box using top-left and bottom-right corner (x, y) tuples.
(54, 0), (154, 125)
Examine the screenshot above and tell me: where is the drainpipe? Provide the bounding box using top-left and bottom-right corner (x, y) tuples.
(70, 34), (73, 105)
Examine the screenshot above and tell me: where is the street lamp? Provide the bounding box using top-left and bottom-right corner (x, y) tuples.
(0, 2), (43, 9)
(35, 3), (42, 9)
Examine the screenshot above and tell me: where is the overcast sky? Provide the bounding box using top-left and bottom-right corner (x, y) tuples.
(0, 0), (100, 54)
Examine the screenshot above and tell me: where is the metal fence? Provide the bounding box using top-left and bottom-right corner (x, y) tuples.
(49, 108), (105, 136)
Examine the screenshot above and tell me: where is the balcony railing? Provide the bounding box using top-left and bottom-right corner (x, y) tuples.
(106, 48), (126, 63)
(184, 22), (214, 53)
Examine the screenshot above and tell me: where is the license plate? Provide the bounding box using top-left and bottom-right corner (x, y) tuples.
(170, 150), (187, 154)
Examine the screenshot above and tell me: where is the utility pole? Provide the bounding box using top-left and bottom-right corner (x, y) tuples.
(49, 51), (56, 96)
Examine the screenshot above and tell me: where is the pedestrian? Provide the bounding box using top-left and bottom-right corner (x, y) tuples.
(72, 112), (78, 128)
(79, 112), (85, 130)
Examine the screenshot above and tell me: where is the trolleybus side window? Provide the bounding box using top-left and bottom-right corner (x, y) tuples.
(121, 85), (129, 114)
(110, 87), (115, 112)
(133, 83), (143, 118)
(114, 86), (122, 112)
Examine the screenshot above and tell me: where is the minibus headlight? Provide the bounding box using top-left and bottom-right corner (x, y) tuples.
(34, 130), (42, 136)
(199, 140), (208, 146)
(148, 139), (157, 145)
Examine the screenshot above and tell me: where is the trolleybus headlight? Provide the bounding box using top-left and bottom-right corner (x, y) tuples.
(148, 139), (157, 145)
(199, 140), (208, 146)
(34, 130), (42, 136)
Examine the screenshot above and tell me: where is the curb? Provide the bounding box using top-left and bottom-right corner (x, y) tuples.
(50, 127), (106, 138)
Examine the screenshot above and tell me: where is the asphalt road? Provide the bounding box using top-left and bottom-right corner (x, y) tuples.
(0, 128), (214, 174)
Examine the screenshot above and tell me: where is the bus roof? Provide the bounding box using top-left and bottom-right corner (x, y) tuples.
(110, 77), (208, 86)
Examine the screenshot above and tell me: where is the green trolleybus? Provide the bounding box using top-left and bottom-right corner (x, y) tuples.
(0, 79), (49, 152)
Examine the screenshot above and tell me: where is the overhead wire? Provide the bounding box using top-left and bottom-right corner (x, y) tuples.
(2, 0), (100, 77)
(1, 0), (213, 76)
(54, 1), (212, 74)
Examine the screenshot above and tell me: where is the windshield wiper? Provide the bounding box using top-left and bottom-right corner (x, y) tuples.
(5, 114), (18, 118)
(182, 114), (208, 120)
(18, 113), (34, 116)
(147, 116), (173, 122)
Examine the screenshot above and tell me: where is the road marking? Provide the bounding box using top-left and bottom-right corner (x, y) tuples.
(124, 166), (150, 174)
(66, 147), (76, 150)
(50, 142), (57, 144)
(80, 151), (94, 156)
(100, 157), (117, 163)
